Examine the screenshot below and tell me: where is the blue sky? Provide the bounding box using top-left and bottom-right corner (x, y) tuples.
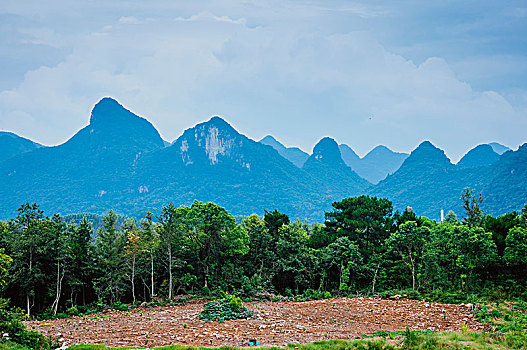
(0, 0), (526, 161)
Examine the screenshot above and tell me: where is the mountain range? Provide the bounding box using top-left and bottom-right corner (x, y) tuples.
(0, 97), (523, 221)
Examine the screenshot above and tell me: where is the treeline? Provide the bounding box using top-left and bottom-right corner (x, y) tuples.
(0, 189), (526, 319)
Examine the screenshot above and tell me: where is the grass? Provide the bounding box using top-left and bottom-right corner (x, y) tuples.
(0, 342), (33, 350)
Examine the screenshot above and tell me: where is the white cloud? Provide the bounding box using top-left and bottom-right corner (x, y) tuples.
(0, 2), (526, 161)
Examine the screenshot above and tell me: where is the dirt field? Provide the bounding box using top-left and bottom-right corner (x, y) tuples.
(28, 297), (482, 348)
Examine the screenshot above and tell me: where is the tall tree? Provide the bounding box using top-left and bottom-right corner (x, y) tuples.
(158, 204), (190, 299)
(461, 187), (485, 227)
(325, 196), (393, 260)
(93, 210), (125, 304)
(320, 236), (361, 292)
(139, 212), (159, 300)
(66, 216), (93, 307)
(48, 214), (69, 316)
(388, 221), (430, 291)
(187, 201), (249, 289)
(484, 212), (519, 256)
(264, 209), (290, 236)
(9, 203), (46, 316)
(242, 214), (276, 287)
(504, 226), (527, 269)
(123, 219), (141, 304)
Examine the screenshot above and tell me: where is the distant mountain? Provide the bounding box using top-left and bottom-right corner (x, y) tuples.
(370, 141), (470, 218)
(457, 144), (500, 169)
(339, 144), (408, 184)
(488, 142), (511, 155)
(0, 131), (42, 164)
(303, 137), (370, 198)
(134, 117), (329, 219)
(482, 143), (527, 214)
(338, 144), (361, 169)
(369, 140), (527, 219)
(259, 135), (309, 168)
(0, 97), (165, 218)
(0, 97), (525, 221)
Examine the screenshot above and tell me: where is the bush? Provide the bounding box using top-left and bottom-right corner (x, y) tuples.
(0, 298), (58, 349)
(111, 301), (130, 311)
(199, 293), (252, 322)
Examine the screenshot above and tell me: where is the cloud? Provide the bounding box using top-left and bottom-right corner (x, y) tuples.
(0, 1), (526, 161)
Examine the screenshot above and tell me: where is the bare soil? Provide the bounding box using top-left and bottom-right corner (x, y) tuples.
(28, 297), (482, 348)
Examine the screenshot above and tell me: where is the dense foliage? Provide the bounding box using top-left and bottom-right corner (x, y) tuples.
(199, 293), (252, 322)
(0, 191), (525, 340)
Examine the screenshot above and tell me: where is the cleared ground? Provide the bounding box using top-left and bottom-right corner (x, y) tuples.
(28, 297), (482, 348)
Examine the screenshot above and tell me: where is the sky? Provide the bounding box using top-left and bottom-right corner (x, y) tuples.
(0, 1), (526, 161)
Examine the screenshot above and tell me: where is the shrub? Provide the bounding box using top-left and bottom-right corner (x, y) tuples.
(199, 293), (252, 322)
(0, 298), (58, 349)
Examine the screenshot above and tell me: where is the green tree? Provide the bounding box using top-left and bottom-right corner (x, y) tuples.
(139, 211), (159, 300)
(0, 248), (12, 288)
(263, 209), (290, 236)
(504, 226), (527, 268)
(461, 187), (484, 227)
(66, 216), (93, 307)
(320, 236), (361, 292)
(428, 223), (497, 291)
(242, 214), (276, 289)
(8, 202), (47, 316)
(187, 201), (249, 289)
(47, 214), (69, 316)
(325, 196), (393, 261)
(123, 219), (141, 304)
(158, 203), (191, 299)
(273, 222), (318, 293)
(93, 210), (125, 304)
(484, 212), (519, 256)
(388, 221), (430, 291)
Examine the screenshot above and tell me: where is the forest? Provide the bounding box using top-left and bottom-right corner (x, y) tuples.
(0, 188), (526, 324)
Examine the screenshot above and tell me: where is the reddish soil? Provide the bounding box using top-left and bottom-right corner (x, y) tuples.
(28, 298), (482, 348)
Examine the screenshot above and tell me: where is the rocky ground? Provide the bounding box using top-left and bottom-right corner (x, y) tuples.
(28, 297), (482, 348)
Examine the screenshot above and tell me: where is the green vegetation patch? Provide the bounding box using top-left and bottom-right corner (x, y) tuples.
(199, 294), (253, 323)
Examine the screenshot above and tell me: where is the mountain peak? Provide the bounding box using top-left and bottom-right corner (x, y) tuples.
(401, 140), (452, 170)
(311, 137), (346, 166)
(260, 135), (286, 151)
(261, 135), (277, 142)
(205, 116), (233, 128)
(68, 97), (164, 151)
(260, 135), (308, 167)
(171, 116), (245, 166)
(488, 142), (511, 155)
(364, 145), (397, 159)
(0, 131), (42, 163)
(457, 144), (499, 169)
(89, 97), (148, 127)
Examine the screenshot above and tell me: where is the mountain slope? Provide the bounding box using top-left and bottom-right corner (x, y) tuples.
(303, 137), (370, 199)
(482, 143), (527, 214)
(358, 146), (409, 184)
(338, 144), (361, 169)
(0, 97), (165, 217)
(134, 117), (327, 219)
(0, 97), (525, 221)
(457, 144), (500, 169)
(488, 142), (511, 155)
(369, 141), (474, 218)
(0, 131), (42, 163)
(339, 144), (408, 184)
(259, 135), (309, 168)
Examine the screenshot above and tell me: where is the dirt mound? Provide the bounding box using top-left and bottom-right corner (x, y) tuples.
(28, 297), (482, 348)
